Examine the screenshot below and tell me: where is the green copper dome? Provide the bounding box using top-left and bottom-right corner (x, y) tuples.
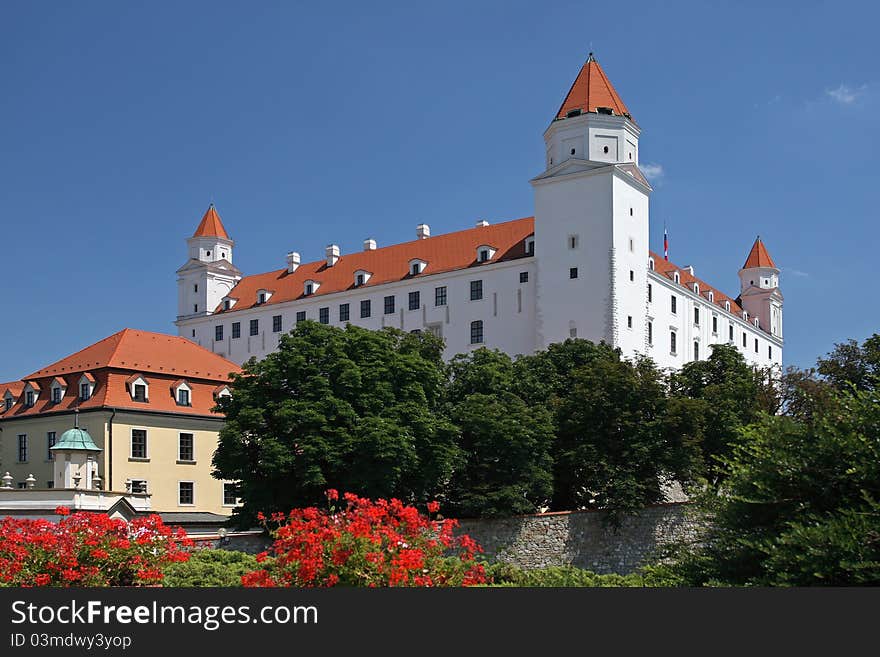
(51, 428), (102, 452)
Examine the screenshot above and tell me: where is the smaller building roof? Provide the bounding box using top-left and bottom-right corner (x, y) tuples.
(192, 204), (230, 240)
(52, 427), (102, 452)
(742, 237), (777, 270)
(555, 54), (633, 122)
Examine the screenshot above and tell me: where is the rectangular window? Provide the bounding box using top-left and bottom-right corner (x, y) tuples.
(755, 338), (759, 353)
(712, 316), (718, 334)
(648, 283), (652, 303)
(519, 272), (529, 284)
(249, 319), (259, 336)
(356, 273), (365, 287)
(435, 286), (447, 306)
(568, 235), (578, 249)
(130, 479), (148, 494)
(408, 291), (420, 311)
(569, 267), (578, 279)
(671, 295), (677, 314)
(670, 331), (677, 355)
(479, 249), (489, 262)
(743, 333), (747, 348)
(769, 345), (773, 359)
(296, 311), (306, 324)
(470, 320), (484, 345)
(80, 383), (90, 400)
(179, 433), (194, 462)
(384, 295), (395, 314)
(272, 315), (282, 333)
(629, 270), (634, 282)
(215, 325), (224, 341)
(258, 292), (266, 304)
(25, 391), (34, 407)
(360, 300), (371, 318)
(133, 384), (147, 402)
(17, 435), (27, 462)
(648, 322), (653, 345)
(627, 315), (633, 329)
(4, 398), (12, 411)
(52, 387), (61, 403)
(694, 341), (700, 360)
(47, 432), (56, 460)
(231, 322), (241, 339)
(526, 240), (534, 256)
(470, 280), (483, 301)
(131, 429), (147, 459)
(177, 388), (190, 406)
(319, 307), (329, 324)
(339, 304), (350, 322)
(179, 482), (194, 506)
(223, 483), (238, 506)
(729, 325), (734, 341)
(694, 307), (700, 325)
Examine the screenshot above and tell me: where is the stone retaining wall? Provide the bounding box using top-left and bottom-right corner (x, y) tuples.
(455, 503), (698, 574)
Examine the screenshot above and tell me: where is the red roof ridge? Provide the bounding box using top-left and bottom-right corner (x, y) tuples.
(650, 250), (747, 320)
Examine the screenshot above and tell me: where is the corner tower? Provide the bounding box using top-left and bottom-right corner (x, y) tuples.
(176, 205), (242, 323)
(532, 55), (651, 357)
(738, 237), (783, 338)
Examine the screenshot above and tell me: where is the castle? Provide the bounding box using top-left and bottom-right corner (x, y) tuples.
(175, 55), (783, 370)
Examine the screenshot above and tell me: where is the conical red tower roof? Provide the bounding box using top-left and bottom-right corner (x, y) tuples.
(742, 237), (777, 269)
(192, 204), (229, 240)
(555, 54), (633, 122)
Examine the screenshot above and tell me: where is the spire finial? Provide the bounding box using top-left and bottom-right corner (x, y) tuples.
(587, 52), (595, 62)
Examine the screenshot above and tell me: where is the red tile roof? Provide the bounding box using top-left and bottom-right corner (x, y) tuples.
(555, 55), (633, 122)
(215, 217), (535, 314)
(2, 330), (240, 420)
(26, 329), (240, 381)
(0, 381), (23, 399)
(192, 204), (230, 240)
(742, 237), (776, 269)
(651, 252), (753, 325)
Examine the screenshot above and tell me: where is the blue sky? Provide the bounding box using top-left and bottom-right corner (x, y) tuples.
(1, 0), (877, 380)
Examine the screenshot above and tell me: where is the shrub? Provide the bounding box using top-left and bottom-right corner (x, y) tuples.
(163, 549), (259, 587)
(242, 491), (487, 587)
(0, 507), (191, 587)
(483, 562), (683, 587)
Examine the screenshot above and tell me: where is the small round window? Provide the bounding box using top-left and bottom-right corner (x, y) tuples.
(570, 148), (575, 155)
(603, 146), (609, 154)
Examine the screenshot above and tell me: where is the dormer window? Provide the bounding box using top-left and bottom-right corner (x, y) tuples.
(256, 289), (272, 304)
(354, 270), (372, 287)
(693, 283), (699, 294)
(127, 374), (149, 403)
(78, 373), (95, 401)
(648, 257), (654, 271)
(525, 237), (535, 256)
(673, 272), (680, 284)
(49, 377), (66, 404)
(222, 297), (237, 311)
(754, 318), (760, 328)
(304, 280), (320, 296)
(213, 385), (232, 400)
(3, 393), (13, 411)
(743, 311), (749, 321)
(708, 291), (714, 302)
(725, 301), (731, 312)
(409, 259), (427, 275)
(172, 380), (192, 407)
(476, 245), (497, 263)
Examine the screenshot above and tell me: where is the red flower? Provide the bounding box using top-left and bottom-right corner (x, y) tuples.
(54, 506), (70, 516)
(34, 574), (51, 586)
(426, 501), (440, 514)
(326, 489), (339, 502)
(89, 549), (109, 560)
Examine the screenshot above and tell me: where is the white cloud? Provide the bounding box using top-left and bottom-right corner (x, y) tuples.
(641, 162), (664, 182)
(783, 267), (809, 278)
(826, 83), (866, 105)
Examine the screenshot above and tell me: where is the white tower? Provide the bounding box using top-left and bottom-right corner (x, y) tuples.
(738, 237), (783, 338)
(532, 55), (651, 357)
(176, 205), (242, 324)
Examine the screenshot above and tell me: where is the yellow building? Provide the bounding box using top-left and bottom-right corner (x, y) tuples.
(0, 329), (242, 517)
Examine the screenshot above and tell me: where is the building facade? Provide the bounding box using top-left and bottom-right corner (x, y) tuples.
(175, 55), (783, 370)
(0, 329), (241, 515)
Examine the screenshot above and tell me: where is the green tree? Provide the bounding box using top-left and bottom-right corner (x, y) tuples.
(667, 343), (761, 483)
(445, 348), (554, 517)
(673, 387), (880, 586)
(817, 333), (880, 392)
(551, 351), (685, 518)
(213, 322), (459, 525)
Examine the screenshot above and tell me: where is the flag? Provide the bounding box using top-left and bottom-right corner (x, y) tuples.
(663, 225), (669, 261)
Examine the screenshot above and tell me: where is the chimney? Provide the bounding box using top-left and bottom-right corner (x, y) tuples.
(683, 265), (695, 276)
(416, 223), (430, 240)
(286, 252), (300, 273)
(326, 244), (340, 267)
(475, 219), (490, 227)
(363, 238), (377, 251)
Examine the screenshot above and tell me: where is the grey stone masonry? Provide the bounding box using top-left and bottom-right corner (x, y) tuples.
(455, 502), (699, 575)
